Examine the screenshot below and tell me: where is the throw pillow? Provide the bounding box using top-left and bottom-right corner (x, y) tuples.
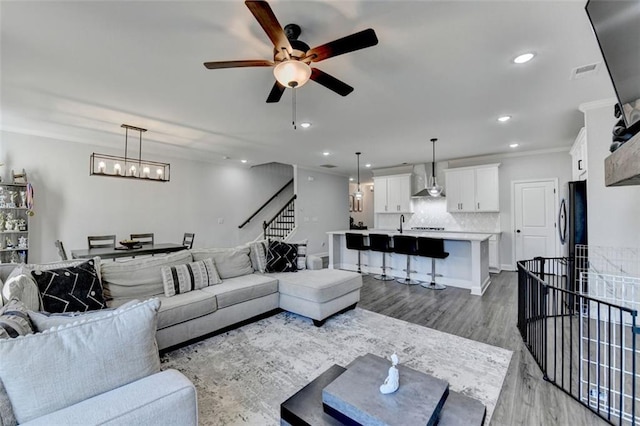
(0, 298), (161, 424)
(291, 239), (308, 270)
(0, 277), (3, 308)
(27, 299), (141, 332)
(190, 246), (253, 279)
(0, 299), (34, 339)
(2, 257), (103, 311)
(266, 240), (298, 273)
(2, 269), (42, 311)
(248, 240), (268, 273)
(161, 258), (221, 297)
(30, 259), (106, 313)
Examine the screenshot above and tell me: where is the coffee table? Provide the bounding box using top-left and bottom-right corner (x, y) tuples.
(280, 355), (486, 426)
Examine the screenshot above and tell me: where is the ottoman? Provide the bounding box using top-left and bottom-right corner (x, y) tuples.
(270, 269), (363, 326)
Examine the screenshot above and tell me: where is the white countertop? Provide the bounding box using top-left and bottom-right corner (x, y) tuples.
(328, 229), (492, 242)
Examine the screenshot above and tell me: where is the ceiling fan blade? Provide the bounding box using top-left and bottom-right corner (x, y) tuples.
(310, 68), (354, 96)
(306, 28), (378, 63)
(204, 60), (274, 69)
(266, 81), (286, 103)
(245, 1), (293, 53)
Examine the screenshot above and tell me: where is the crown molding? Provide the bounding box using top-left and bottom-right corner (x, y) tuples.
(578, 98), (617, 113)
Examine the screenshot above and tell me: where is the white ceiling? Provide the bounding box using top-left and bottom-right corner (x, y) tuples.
(0, 0), (614, 178)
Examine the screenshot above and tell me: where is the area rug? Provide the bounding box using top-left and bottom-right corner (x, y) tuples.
(160, 308), (512, 425)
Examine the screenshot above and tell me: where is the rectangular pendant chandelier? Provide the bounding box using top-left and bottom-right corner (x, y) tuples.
(90, 124), (170, 182)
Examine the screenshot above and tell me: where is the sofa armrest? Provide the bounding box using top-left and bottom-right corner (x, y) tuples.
(21, 370), (197, 426)
(306, 255), (323, 270)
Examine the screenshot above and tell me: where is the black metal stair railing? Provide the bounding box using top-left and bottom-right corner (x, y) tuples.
(238, 178), (293, 229)
(263, 195), (296, 240)
(518, 257), (638, 425)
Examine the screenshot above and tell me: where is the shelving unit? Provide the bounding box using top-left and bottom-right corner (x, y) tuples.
(0, 182), (30, 264)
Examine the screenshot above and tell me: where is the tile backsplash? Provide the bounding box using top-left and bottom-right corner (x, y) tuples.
(376, 197), (500, 232)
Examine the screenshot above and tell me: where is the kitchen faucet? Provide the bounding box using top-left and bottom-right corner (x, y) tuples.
(398, 214), (405, 234)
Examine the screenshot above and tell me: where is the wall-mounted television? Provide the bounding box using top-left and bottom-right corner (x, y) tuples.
(585, 0), (640, 134)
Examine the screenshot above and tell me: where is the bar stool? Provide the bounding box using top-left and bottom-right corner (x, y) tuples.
(368, 234), (395, 281)
(345, 233), (369, 274)
(417, 237), (449, 290)
(393, 235), (420, 285)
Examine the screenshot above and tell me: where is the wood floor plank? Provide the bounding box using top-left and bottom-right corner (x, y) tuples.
(357, 271), (608, 426)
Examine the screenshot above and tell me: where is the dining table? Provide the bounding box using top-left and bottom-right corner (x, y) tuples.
(71, 242), (187, 260)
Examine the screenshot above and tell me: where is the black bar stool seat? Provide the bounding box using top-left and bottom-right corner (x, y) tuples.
(345, 233), (369, 274)
(368, 234), (395, 281)
(416, 237), (449, 290)
(392, 235), (420, 285)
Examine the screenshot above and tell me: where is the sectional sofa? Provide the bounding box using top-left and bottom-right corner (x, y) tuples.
(0, 242), (362, 424)
(0, 242), (363, 350)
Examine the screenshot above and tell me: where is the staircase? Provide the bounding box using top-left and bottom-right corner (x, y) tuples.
(263, 195), (296, 240)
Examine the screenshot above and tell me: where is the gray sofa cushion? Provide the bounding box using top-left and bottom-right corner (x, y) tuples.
(157, 290), (217, 329)
(0, 299), (161, 424)
(269, 269), (362, 303)
(190, 246), (253, 279)
(101, 250), (192, 300)
(201, 274), (278, 309)
(20, 370), (197, 426)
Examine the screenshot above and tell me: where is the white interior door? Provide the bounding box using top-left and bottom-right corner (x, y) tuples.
(514, 180), (558, 262)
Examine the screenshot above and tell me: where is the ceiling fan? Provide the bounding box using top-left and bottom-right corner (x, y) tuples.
(203, 0), (379, 103)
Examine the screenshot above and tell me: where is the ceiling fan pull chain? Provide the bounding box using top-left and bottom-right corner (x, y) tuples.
(292, 87), (297, 130)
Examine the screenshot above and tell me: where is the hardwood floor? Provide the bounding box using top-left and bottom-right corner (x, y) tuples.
(357, 271), (608, 426)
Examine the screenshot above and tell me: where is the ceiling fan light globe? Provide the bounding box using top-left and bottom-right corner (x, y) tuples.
(354, 190), (364, 200)
(274, 60), (311, 88)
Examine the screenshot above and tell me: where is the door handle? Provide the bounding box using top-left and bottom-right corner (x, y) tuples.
(477, 202), (480, 209)
(516, 229), (521, 233)
(578, 159), (583, 171)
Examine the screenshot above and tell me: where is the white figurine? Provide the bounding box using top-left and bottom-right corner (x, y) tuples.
(379, 353), (400, 394)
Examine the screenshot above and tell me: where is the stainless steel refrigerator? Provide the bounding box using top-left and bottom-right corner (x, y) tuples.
(567, 180), (588, 292)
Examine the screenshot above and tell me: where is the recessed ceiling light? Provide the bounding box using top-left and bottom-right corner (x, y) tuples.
(513, 52), (535, 64)
(322, 151), (330, 156)
(241, 159), (248, 163)
(365, 163), (372, 168)
(300, 122), (311, 128)
(497, 115), (511, 122)
(509, 143), (519, 148)
(349, 177), (354, 182)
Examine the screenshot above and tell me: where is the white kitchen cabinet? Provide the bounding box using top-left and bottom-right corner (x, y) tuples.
(374, 174), (413, 213)
(445, 164), (500, 212)
(570, 127), (587, 181)
(445, 169), (475, 212)
(475, 166), (500, 211)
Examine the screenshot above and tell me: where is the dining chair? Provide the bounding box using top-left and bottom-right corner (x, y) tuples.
(130, 233), (154, 246)
(182, 233), (195, 249)
(87, 235), (116, 249)
(54, 240), (68, 261)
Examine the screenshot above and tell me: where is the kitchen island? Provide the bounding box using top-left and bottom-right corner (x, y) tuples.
(327, 230), (492, 295)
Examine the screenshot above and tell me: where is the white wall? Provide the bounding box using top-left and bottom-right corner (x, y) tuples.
(293, 166), (349, 254)
(1, 130), (294, 262)
(582, 101), (640, 248)
(449, 151), (572, 269)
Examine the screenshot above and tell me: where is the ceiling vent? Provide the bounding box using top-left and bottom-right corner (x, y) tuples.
(570, 62), (601, 80)
(320, 164), (337, 168)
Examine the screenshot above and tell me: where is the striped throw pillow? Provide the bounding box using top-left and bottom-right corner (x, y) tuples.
(161, 258), (221, 297)
(0, 299), (34, 339)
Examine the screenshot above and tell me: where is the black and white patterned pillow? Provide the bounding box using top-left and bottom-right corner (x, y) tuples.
(161, 258), (221, 297)
(0, 299), (34, 339)
(30, 259), (106, 313)
(266, 240), (298, 273)
(292, 240), (308, 270)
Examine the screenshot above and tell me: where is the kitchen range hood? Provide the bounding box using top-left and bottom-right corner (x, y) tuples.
(412, 162), (446, 197)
